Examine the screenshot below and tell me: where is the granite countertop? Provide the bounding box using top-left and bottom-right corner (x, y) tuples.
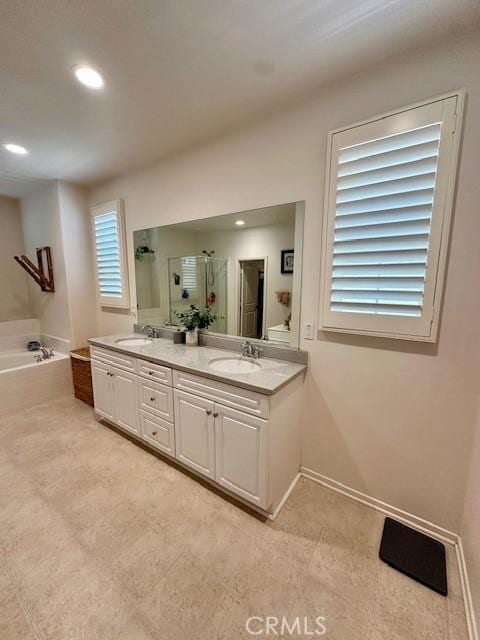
(88, 334), (306, 395)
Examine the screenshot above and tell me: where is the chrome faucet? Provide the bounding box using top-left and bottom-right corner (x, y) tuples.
(39, 347), (54, 360)
(142, 325), (159, 338)
(241, 341), (263, 359)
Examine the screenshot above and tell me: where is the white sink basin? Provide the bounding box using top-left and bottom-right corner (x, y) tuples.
(209, 357), (261, 374)
(116, 337), (153, 347)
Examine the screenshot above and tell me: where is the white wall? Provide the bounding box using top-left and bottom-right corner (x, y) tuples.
(21, 182), (72, 341)
(90, 31), (480, 532)
(0, 195), (31, 322)
(20, 181), (98, 346)
(57, 182), (97, 348)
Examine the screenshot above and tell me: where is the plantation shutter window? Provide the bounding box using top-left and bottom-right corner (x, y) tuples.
(92, 200), (130, 309)
(181, 257), (198, 296)
(320, 93), (463, 341)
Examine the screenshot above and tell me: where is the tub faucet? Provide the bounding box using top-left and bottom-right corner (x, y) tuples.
(39, 347), (54, 360)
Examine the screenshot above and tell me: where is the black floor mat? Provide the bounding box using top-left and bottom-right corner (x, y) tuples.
(379, 517), (448, 596)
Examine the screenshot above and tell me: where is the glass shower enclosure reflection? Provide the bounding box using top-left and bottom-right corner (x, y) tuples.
(168, 256), (228, 334)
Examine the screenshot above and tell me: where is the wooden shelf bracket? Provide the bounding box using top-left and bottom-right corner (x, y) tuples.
(14, 246), (55, 292)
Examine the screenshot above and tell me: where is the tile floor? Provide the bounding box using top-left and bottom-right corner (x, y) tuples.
(0, 397), (469, 639)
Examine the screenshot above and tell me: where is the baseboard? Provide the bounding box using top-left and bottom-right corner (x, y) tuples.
(456, 538), (479, 640)
(300, 466), (458, 545)
(268, 473), (301, 521)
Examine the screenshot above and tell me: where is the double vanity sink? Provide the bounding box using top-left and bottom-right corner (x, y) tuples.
(89, 333), (306, 516)
(116, 337), (261, 375)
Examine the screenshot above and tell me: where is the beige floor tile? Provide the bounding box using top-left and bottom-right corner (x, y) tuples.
(111, 525), (185, 601)
(145, 483), (215, 539)
(0, 585), (37, 640)
(309, 524), (380, 603)
(77, 498), (152, 563)
(188, 510), (255, 587)
(323, 491), (385, 551)
(0, 412), (38, 442)
(5, 428), (65, 467)
(0, 493), (56, 547)
(367, 562), (448, 640)
(293, 573), (370, 640)
(0, 468), (38, 516)
(3, 514), (76, 581)
(141, 551), (226, 638)
(38, 572), (156, 640)
(35, 456), (100, 505)
(60, 481), (123, 532)
(446, 544), (464, 601)
(273, 477), (337, 542)
(198, 589), (261, 640)
(16, 544), (97, 626)
(0, 398), (469, 640)
(447, 598), (470, 640)
(230, 541), (306, 617)
(0, 558), (11, 593)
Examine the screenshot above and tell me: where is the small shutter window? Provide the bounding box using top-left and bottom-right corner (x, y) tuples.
(320, 93), (462, 341)
(92, 200), (129, 309)
(181, 257), (198, 296)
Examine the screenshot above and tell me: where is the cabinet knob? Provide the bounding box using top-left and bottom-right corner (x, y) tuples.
(152, 431), (157, 436)
(206, 410), (212, 415)
(150, 396), (156, 402)
(213, 412), (219, 418)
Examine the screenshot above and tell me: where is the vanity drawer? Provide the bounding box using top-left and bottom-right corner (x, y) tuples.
(137, 378), (174, 422)
(90, 346), (136, 373)
(172, 369), (269, 419)
(139, 410), (175, 457)
(136, 359), (172, 386)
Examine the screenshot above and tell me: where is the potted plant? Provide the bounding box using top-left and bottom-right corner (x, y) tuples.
(174, 305), (217, 346)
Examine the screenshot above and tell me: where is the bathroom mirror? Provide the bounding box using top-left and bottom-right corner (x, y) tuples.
(133, 202), (304, 348)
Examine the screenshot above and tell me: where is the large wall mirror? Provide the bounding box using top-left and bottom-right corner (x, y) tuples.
(133, 202), (304, 348)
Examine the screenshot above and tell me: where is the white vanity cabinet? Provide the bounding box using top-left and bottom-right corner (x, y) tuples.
(91, 359), (115, 421)
(214, 404), (268, 507)
(173, 388), (267, 506)
(91, 359), (138, 435)
(90, 345), (303, 516)
(174, 390), (216, 479)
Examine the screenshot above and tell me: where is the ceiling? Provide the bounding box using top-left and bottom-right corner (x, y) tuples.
(161, 203), (296, 233)
(1, 0), (479, 198)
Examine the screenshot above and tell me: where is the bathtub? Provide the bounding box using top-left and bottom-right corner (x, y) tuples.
(0, 348), (73, 418)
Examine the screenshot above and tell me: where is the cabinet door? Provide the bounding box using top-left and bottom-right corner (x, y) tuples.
(174, 390), (215, 479)
(91, 360), (114, 421)
(112, 367), (139, 435)
(215, 404), (268, 508)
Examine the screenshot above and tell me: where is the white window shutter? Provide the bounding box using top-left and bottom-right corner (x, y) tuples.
(320, 93), (463, 341)
(91, 200), (130, 309)
(181, 257), (198, 295)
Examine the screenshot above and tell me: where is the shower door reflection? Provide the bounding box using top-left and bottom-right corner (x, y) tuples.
(168, 256), (228, 334)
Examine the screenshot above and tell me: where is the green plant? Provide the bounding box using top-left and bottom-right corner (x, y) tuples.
(174, 305), (216, 331)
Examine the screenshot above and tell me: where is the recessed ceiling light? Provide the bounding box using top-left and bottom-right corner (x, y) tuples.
(73, 65), (104, 89)
(2, 143), (29, 155)
(236, 220), (245, 226)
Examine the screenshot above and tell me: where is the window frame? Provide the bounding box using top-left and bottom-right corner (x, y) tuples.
(319, 90), (465, 342)
(91, 199), (130, 310)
